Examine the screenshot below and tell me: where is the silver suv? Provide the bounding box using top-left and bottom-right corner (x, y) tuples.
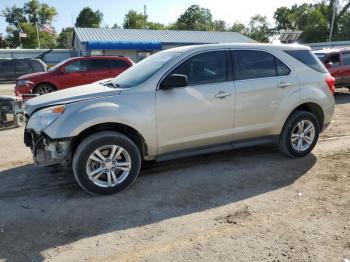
(24, 43), (335, 195)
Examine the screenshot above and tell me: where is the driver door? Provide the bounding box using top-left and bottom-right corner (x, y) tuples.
(156, 50), (235, 155)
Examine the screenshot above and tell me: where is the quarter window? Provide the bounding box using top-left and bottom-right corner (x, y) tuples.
(342, 52), (350, 66)
(234, 50), (289, 80)
(171, 51), (227, 86)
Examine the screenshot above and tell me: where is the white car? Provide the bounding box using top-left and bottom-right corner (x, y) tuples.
(24, 43), (335, 195)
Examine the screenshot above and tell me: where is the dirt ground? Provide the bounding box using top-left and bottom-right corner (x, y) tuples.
(0, 84), (349, 262)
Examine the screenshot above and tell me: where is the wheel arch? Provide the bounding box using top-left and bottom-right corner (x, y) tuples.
(71, 122), (149, 160)
(287, 102), (324, 130)
(33, 82), (57, 93)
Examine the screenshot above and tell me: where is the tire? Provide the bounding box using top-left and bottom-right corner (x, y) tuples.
(34, 84), (56, 95)
(14, 113), (24, 127)
(72, 131), (141, 195)
(279, 110), (320, 158)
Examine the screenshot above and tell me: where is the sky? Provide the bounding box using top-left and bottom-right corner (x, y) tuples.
(0, 0), (313, 35)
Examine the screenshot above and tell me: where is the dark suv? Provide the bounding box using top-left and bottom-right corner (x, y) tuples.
(0, 58), (47, 81)
(314, 49), (350, 90)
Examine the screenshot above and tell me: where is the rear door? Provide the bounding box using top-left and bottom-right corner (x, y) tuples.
(340, 51), (350, 87)
(232, 49), (299, 140)
(0, 60), (16, 81)
(109, 59), (131, 77)
(89, 59), (112, 82)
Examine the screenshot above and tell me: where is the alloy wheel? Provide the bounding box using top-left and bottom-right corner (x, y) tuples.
(291, 120), (315, 152)
(86, 145), (132, 188)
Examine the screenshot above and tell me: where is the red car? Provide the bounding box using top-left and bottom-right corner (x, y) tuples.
(314, 48), (350, 91)
(15, 56), (134, 96)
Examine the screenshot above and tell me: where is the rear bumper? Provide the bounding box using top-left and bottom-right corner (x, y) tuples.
(24, 129), (72, 166)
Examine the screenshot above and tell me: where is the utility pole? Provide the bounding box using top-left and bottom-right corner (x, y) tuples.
(329, 0), (338, 45)
(144, 5), (147, 29)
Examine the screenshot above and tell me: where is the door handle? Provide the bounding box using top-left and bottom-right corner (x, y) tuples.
(277, 82), (292, 88)
(215, 91), (232, 99)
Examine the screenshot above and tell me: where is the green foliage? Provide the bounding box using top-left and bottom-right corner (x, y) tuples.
(75, 7), (103, 28)
(1, 0), (57, 48)
(57, 27), (73, 48)
(123, 10), (147, 29)
(248, 15), (271, 42)
(175, 5), (213, 31)
(213, 20), (227, 31)
(229, 22), (248, 35)
(273, 1), (350, 43)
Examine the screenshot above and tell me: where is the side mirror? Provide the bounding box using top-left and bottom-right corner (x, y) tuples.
(325, 62), (333, 69)
(160, 74), (188, 90)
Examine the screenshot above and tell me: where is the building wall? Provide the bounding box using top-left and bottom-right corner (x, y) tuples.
(103, 50), (138, 62)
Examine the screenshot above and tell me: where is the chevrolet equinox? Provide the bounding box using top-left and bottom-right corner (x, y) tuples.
(23, 43), (335, 195)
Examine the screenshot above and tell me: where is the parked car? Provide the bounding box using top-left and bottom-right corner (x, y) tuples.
(313, 48), (350, 90)
(0, 96), (24, 128)
(0, 58), (47, 82)
(23, 43), (335, 195)
(15, 56), (134, 96)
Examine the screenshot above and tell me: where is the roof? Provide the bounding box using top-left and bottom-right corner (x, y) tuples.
(74, 28), (255, 45)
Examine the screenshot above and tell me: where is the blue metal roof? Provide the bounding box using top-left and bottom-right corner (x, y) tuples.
(87, 40), (162, 50)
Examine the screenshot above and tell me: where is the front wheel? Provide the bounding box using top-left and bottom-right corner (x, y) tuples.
(279, 110), (320, 157)
(34, 84), (56, 95)
(72, 131), (141, 195)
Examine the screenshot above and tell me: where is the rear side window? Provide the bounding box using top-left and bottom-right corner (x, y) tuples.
(342, 52), (350, 66)
(90, 59), (110, 70)
(233, 50), (290, 80)
(110, 59), (130, 68)
(284, 50), (327, 73)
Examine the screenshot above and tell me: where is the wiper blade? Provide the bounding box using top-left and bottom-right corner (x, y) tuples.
(102, 81), (120, 88)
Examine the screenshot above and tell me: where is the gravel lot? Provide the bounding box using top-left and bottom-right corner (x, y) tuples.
(0, 84), (349, 262)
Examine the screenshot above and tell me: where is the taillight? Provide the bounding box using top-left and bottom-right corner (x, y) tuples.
(325, 75), (335, 94)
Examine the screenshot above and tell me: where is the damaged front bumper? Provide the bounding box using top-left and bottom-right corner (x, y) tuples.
(24, 129), (72, 167)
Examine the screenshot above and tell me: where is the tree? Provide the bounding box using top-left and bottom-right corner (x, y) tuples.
(229, 22), (248, 35)
(111, 23), (121, 29)
(1, 0), (57, 48)
(175, 5), (213, 31)
(75, 7), (103, 28)
(248, 15), (271, 42)
(123, 10), (146, 29)
(213, 20), (227, 31)
(57, 27), (73, 48)
(147, 22), (166, 30)
(273, 1), (350, 43)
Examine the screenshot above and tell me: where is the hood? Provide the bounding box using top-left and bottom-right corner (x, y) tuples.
(18, 71), (50, 80)
(24, 82), (121, 115)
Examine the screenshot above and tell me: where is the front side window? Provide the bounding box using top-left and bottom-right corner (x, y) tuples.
(342, 52), (350, 66)
(64, 60), (90, 72)
(171, 51), (227, 86)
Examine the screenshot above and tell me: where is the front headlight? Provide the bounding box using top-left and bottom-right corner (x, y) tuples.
(17, 79), (33, 86)
(27, 105), (65, 132)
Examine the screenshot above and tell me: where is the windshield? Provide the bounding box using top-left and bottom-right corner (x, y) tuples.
(112, 51), (181, 88)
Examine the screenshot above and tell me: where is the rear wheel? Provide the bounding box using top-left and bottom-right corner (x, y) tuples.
(279, 110), (320, 157)
(34, 84), (56, 95)
(72, 131), (141, 195)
